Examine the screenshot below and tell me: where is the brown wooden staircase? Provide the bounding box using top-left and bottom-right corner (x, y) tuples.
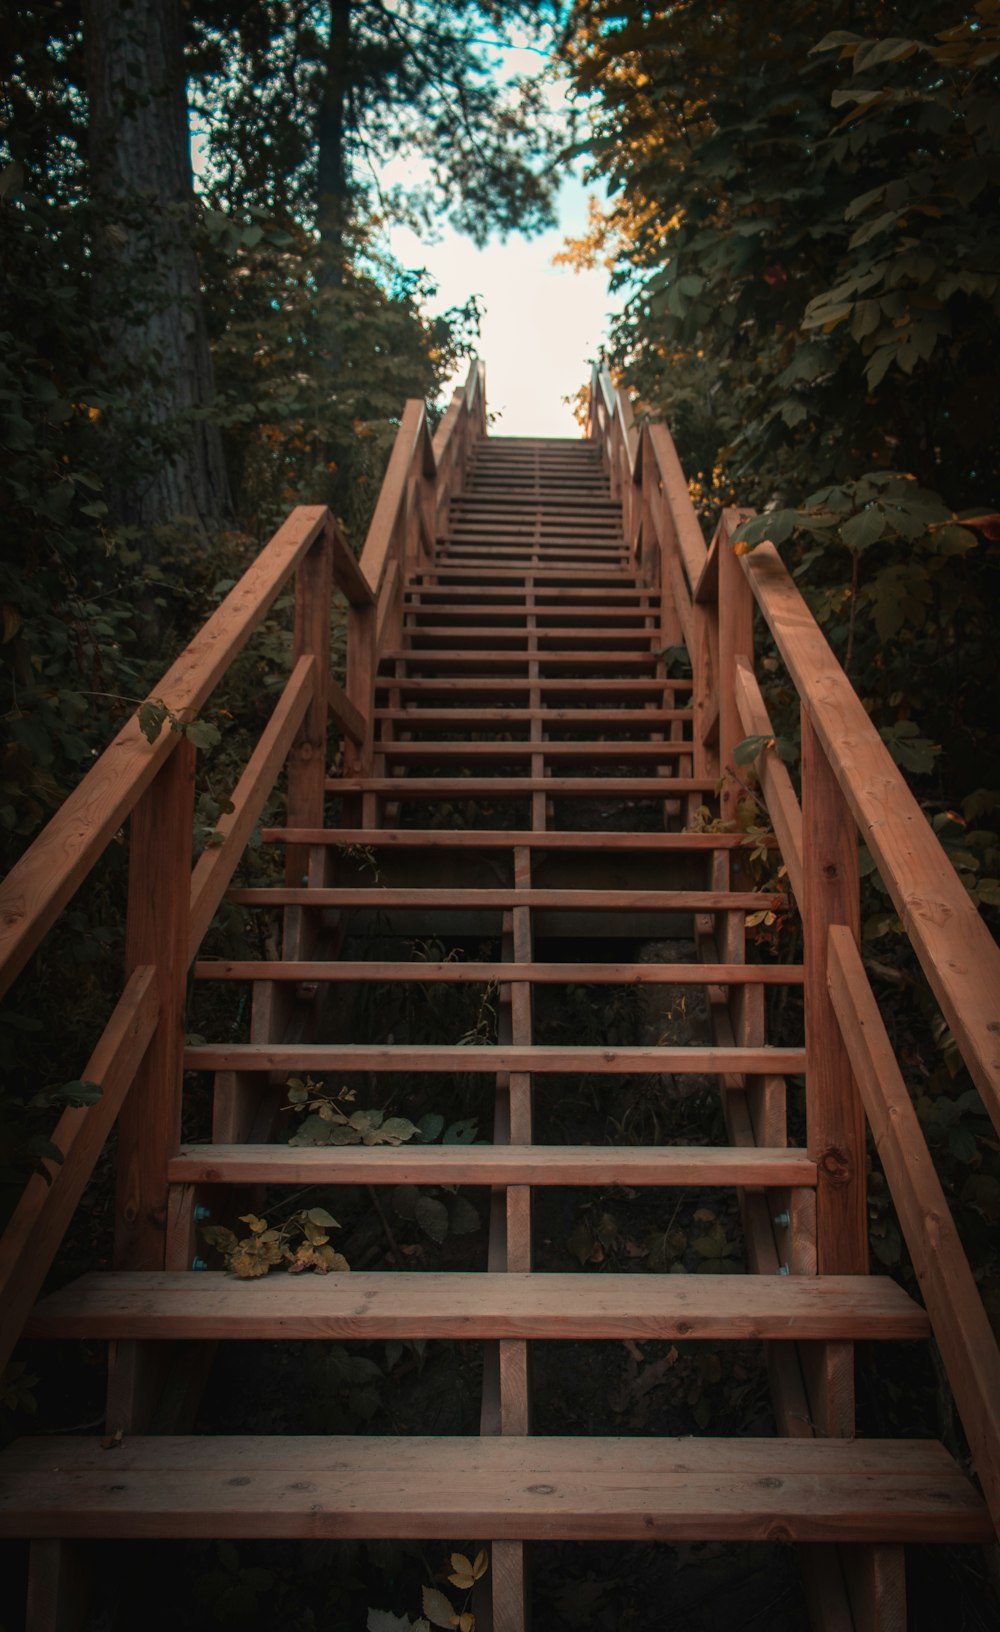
(1, 362), (999, 1630)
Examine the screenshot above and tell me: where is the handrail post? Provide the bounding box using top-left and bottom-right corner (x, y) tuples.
(285, 515), (333, 887)
(717, 517), (754, 824)
(345, 599), (376, 777)
(114, 736), (196, 1271)
(801, 709), (867, 1273)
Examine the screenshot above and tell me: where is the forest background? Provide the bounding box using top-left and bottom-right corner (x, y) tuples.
(1, 0), (999, 1401)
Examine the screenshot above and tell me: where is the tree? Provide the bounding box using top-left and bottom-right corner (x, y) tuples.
(84, 0), (232, 555)
(190, 2), (561, 273)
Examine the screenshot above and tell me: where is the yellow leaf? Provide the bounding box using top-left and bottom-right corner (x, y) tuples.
(448, 1553), (475, 1589)
(732, 538), (753, 556)
(472, 1549), (489, 1580)
(458, 1615), (475, 1632)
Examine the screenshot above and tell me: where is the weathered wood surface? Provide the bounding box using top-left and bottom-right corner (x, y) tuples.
(194, 959), (803, 986)
(743, 541), (1000, 1134)
(0, 1436), (987, 1543)
(801, 712), (868, 1275)
(226, 887), (782, 912)
(27, 1271), (929, 1342)
(183, 1042), (807, 1074)
(168, 1143), (817, 1187)
(262, 828), (768, 851)
(828, 926), (1000, 1534)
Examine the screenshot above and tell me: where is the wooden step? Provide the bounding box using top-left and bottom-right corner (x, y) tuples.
(326, 776), (716, 798)
(262, 829), (747, 852)
(377, 743), (692, 761)
(167, 1142), (814, 1187)
(0, 1435), (987, 1543)
(379, 652), (660, 668)
(194, 959), (801, 986)
(26, 1272), (930, 1342)
(225, 887), (779, 912)
(372, 678), (690, 696)
(183, 1042), (805, 1074)
(374, 708), (690, 726)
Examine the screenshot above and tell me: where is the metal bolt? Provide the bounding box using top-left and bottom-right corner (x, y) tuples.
(778, 1264), (791, 1277)
(194, 1204), (212, 1223)
(191, 1256), (209, 1271)
(773, 1210), (790, 1228)
(301, 874), (309, 886)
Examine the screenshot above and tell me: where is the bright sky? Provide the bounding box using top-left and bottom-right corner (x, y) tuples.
(387, 168), (619, 437)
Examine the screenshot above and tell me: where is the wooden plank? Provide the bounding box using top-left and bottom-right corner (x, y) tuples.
(327, 677), (365, 745)
(116, 740), (195, 1272)
(0, 966), (158, 1378)
(374, 678), (691, 694)
(262, 829), (762, 851)
(828, 924), (1000, 1536)
(0, 1435), (987, 1543)
(379, 742), (692, 760)
(194, 959), (803, 986)
(717, 510), (754, 823)
(359, 400), (427, 596)
(183, 1042), (806, 1074)
(742, 542), (1000, 1135)
(331, 521), (375, 606)
(802, 712), (867, 1276)
(168, 1142), (817, 1187)
(25, 1539), (91, 1632)
(376, 707), (690, 724)
(27, 1271), (929, 1343)
(0, 505), (328, 1000)
(379, 649), (658, 666)
(326, 777), (719, 797)
(225, 887), (783, 912)
(733, 655), (804, 902)
(187, 657), (314, 959)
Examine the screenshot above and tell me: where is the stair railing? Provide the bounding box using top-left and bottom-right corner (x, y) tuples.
(0, 357), (485, 1374)
(588, 364), (1000, 1538)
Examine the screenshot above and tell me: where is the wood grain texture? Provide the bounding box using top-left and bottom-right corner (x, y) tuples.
(802, 713), (868, 1275)
(194, 959), (802, 986)
(262, 829), (768, 851)
(26, 1271), (929, 1342)
(167, 1142), (817, 1187)
(226, 886), (782, 912)
(183, 1042), (807, 1074)
(0, 1435), (986, 1543)
(829, 924), (1000, 1537)
(116, 739), (195, 1271)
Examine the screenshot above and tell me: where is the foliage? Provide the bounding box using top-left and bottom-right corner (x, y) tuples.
(202, 1206), (349, 1276)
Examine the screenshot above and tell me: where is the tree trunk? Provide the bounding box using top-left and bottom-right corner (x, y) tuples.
(84, 0), (231, 558)
(315, 0), (352, 382)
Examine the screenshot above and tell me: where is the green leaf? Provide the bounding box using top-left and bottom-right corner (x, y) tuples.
(391, 1185), (420, 1220)
(448, 1196), (480, 1235)
(422, 1586), (458, 1628)
(443, 1118), (478, 1144)
(841, 509), (885, 550)
(307, 1207), (339, 1229)
(415, 1195), (450, 1243)
(733, 734), (770, 766)
(418, 1112), (445, 1142)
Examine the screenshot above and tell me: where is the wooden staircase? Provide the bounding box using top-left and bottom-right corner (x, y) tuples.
(1, 366), (998, 1630)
